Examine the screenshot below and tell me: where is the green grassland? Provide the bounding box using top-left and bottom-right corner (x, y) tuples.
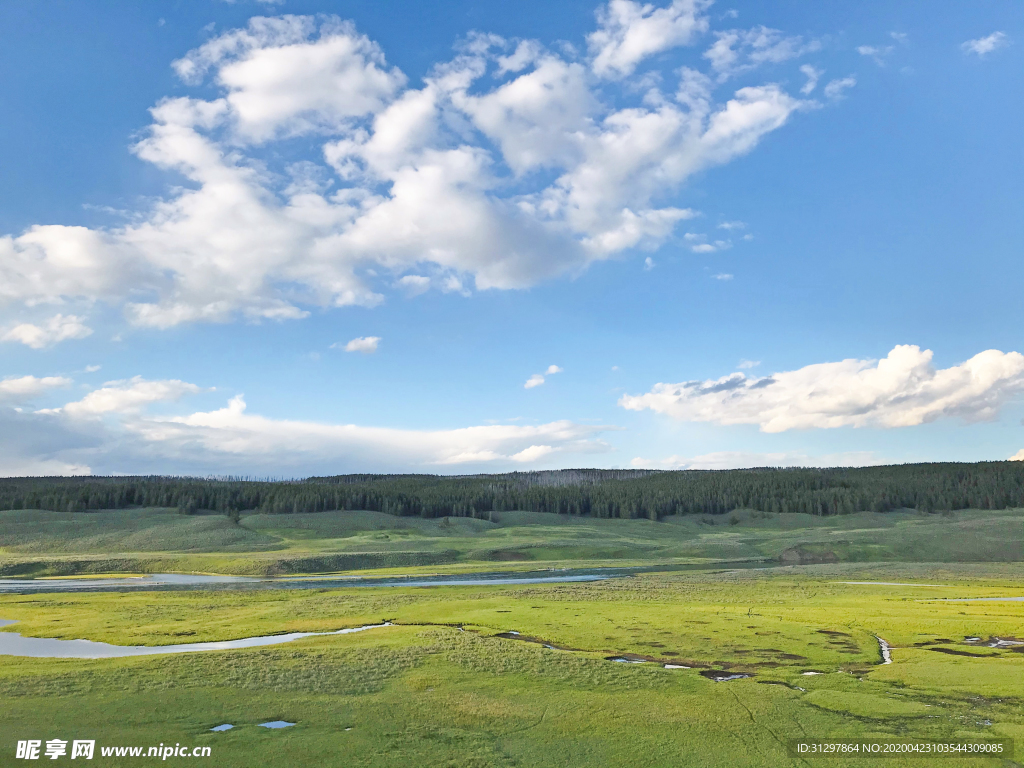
(1, 565), (1022, 767)
(1, 506), (1021, 577)
(1, 507), (1021, 766)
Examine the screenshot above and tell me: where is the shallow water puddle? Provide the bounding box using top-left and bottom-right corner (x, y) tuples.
(964, 636), (1024, 648)
(699, 670), (750, 682)
(210, 725), (234, 732)
(258, 722), (295, 729)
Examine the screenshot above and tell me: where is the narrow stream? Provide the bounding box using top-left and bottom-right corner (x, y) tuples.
(875, 636), (892, 665)
(0, 619), (392, 658)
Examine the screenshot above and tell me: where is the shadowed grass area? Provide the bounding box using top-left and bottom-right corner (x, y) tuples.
(1, 565), (1021, 767)
(0, 507), (1021, 578)
(0, 509), (282, 554)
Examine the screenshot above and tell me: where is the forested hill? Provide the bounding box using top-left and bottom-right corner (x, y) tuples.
(1, 463), (1022, 520)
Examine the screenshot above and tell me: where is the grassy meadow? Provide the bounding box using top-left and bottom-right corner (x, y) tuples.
(0, 506), (1021, 766)
(1, 565), (1022, 767)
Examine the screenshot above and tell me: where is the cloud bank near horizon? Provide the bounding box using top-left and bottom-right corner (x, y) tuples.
(0, 375), (613, 477)
(620, 345), (1024, 432)
(5, 342), (1023, 477)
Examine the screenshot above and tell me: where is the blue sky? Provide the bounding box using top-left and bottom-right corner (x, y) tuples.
(0, 0), (1021, 476)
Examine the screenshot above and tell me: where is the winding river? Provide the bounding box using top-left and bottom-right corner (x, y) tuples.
(0, 618), (392, 658)
(0, 561), (769, 595)
(0, 570), (613, 595)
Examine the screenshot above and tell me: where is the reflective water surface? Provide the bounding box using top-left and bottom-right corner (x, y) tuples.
(0, 561), (768, 595)
(0, 621), (392, 659)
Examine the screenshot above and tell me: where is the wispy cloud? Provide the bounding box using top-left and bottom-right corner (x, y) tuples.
(823, 76), (856, 100)
(857, 44), (894, 66)
(961, 32), (1009, 57)
(799, 64), (822, 94)
(396, 275), (431, 296)
(704, 25), (820, 80)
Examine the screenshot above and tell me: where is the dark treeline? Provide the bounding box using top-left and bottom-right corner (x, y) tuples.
(0, 463), (1022, 520)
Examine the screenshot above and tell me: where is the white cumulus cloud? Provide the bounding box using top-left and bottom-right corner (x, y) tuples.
(0, 375), (72, 404)
(691, 238), (732, 253)
(396, 275), (432, 296)
(337, 336), (380, 353)
(1010, 449), (1024, 461)
(173, 17), (405, 142)
(511, 444), (555, 462)
(0, 7), (815, 334)
(2, 314), (93, 349)
(619, 345), (1024, 432)
(526, 365), (563, 388)
(588, 0), (710, 78)
(57, 377), (204, 417)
